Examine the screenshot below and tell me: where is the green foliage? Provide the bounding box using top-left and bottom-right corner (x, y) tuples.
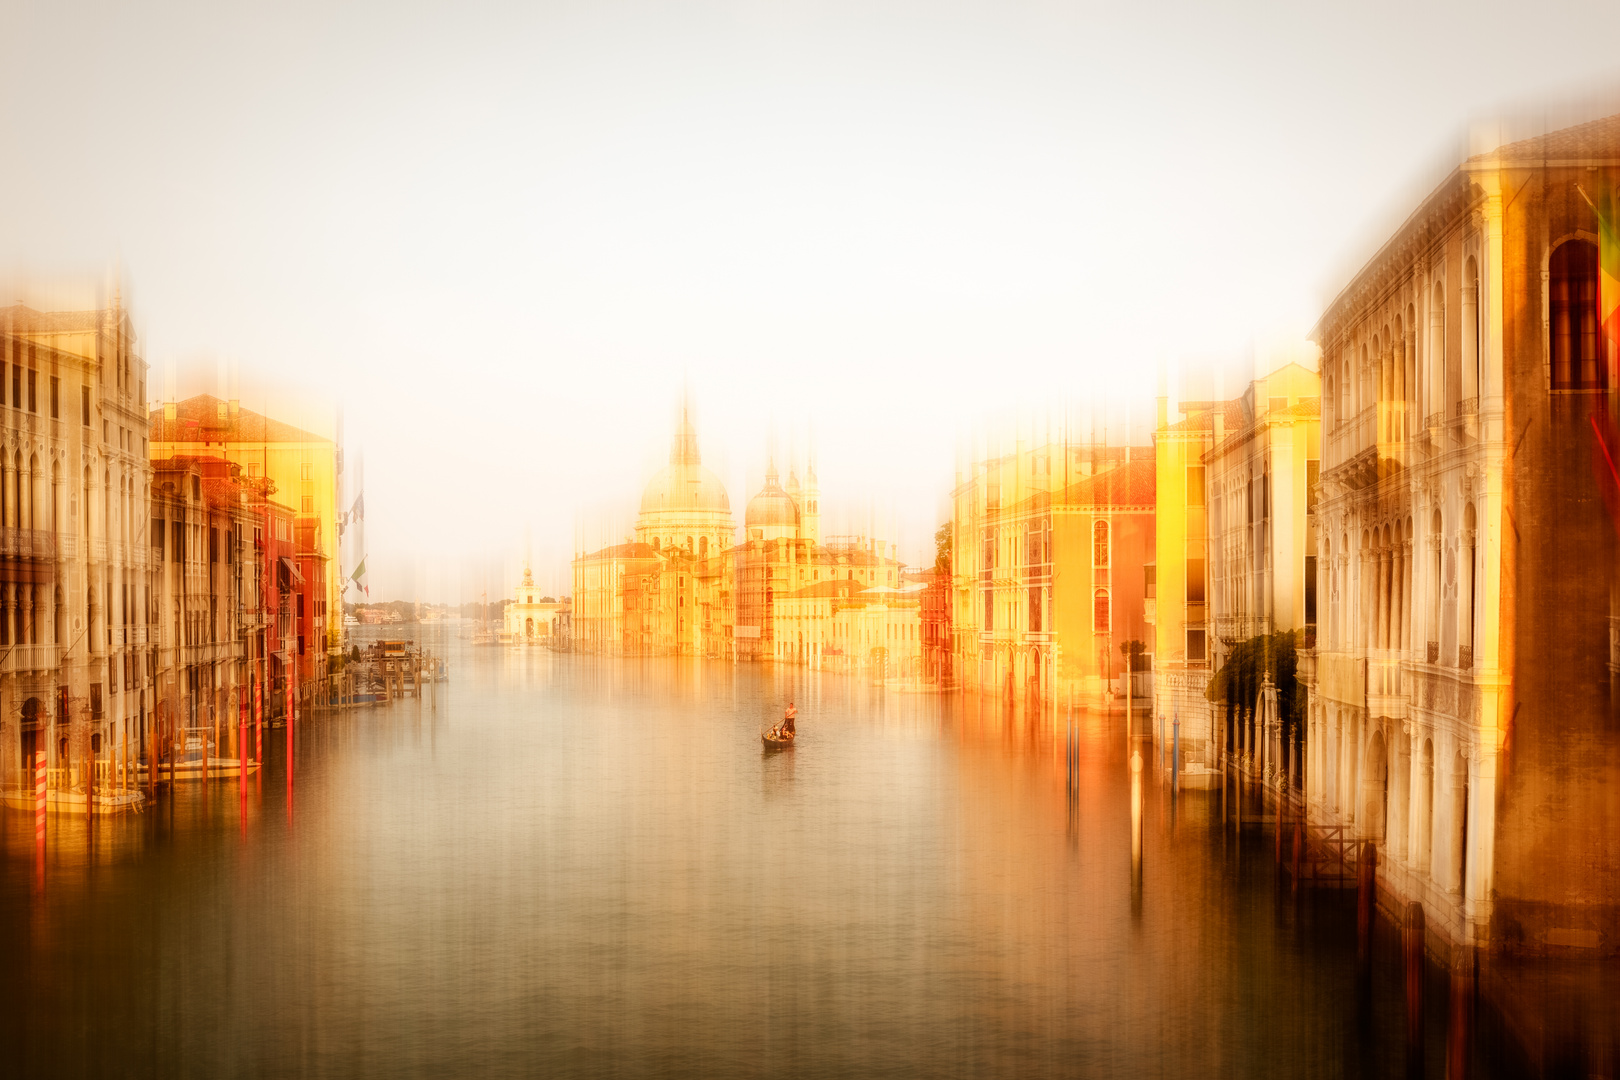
(1206, 630), (1306, 737)
(934, 522), (952, 576)
(1119, 639), (1148, 668)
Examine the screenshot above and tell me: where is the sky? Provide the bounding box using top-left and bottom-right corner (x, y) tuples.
(5, 0), (1620, 601)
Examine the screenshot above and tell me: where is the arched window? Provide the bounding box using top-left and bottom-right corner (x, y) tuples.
(1093, 588), (1110, 634)
(1092, 520), (1110, 568)
(1551, 239), (1603, 390)
(699, 536), (708, 558)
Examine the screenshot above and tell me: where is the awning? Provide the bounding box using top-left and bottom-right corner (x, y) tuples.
(281, 557), (304, 585)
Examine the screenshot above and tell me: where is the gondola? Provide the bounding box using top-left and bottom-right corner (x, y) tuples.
(762, 730), (796, 750)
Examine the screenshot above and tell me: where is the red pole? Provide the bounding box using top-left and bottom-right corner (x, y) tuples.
(254, 676), (263, 764)
(34, 749), (46, 894)
(285, 677), (294, 818)
(35, 749), (46, 844)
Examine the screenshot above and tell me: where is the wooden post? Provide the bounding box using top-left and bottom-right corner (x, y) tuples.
(1291, 810), (1303, 892)
(1276, 787), (1285, 865)
(88, 728), (96, 825)
(1447, 944), (1474, 1080)
(1357, 840), (1378, 965)
(1403, 901), (1425, 1071)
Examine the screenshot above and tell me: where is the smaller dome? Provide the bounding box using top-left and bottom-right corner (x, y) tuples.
(746, 464), (800, 529)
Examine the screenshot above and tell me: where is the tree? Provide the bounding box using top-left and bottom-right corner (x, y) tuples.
(934, 522), (952, 577)
(1206, 630), (1305, 745)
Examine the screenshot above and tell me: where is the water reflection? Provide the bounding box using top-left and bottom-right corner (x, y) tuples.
(0, 643), (1547, 1077)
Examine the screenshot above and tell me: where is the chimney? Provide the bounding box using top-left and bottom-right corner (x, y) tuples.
(1213, 409), (1225, 446)
(1156, 396), (1168, 429)
(228, 398), (240, 418)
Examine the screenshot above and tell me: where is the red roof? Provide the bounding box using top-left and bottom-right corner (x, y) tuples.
(150, 394), (327, 445)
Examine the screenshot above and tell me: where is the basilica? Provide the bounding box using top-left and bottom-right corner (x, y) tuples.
(572, 402), (919, 674)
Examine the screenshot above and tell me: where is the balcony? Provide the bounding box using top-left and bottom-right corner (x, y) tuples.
(3, 643), (61, 674)
(0, 528), (54, 560)
(1214, 613), (1271, 643)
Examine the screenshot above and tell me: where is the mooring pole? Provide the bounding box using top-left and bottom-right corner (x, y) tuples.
(1403, 901), (1425, 1073)
(1357, 840), (1378, 967)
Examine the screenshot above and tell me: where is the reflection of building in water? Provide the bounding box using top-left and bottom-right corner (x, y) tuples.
(504, 564), (566, 644)
(951, 439), (1154, 706)
(572, 400), (911, 663)
(1306, 112), (1620, 959)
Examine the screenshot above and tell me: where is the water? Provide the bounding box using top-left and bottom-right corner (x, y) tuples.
(1, 637), (1505, 1078)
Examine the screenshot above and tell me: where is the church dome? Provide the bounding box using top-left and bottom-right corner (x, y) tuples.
(746, 464), (800, 529)
(637, 400), (733, 520)
(641, 462), (731, 514)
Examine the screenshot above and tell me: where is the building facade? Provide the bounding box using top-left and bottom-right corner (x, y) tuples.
(951, 439), (1153, 706)
(0, 298), (153, 812)
(1204, 364), (1321, 780)
(149, 395), (341, 654)
(1309, 113), (1620, 957)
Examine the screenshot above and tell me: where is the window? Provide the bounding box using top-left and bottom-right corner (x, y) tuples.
(983, 590), (994, 631)
(1093, 588), (1111, 634)
(90, 684), (102, 721)
(301, 496), (313, 513)
(300, 463), (312, 481)
(247, 462), (260, 478)
(1144, 563), (1156, 599)
(297, 594), (305, 618)
(1186, 466), (1206, 506)
(1187, 628), (1207, 662)
(12, 366), (19, 411)
(191, 477), (200, 502)
(982, 531), (994, 570)
(1551, 239), (1604, 389)
(49, 376), (58, 419)
(1028, 586), (1042, 632)
(209, 527), (218, 563)
(152, 518), (165, 557)
(1268, 396), (1288, 414)
(27, 369), (35, 413)
(1093, 520), (1110, 568)
(1185, 558), (1206, 604)
(172, 520), (183, 562)
(1306, 459), (1320, 513)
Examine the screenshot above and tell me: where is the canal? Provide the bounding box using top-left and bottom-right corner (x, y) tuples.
(1, 637), (1508, 1078)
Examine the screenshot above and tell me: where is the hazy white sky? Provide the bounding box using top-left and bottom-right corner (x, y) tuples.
(5, 0), (1620, 600)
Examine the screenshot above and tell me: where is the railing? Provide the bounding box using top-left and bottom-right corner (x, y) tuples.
(1214, 613), (1270, 642)
(1426, 641), (1439, 663)
(1425, 412), (1444, 432)
(4, 644), (62, 673)
(0, 527), (54, 559)
(91, 538), (107, 562)
(1458, 645), (1473, 669)
(56, 534), (76, 560)
(1454, 397), (1478, 418)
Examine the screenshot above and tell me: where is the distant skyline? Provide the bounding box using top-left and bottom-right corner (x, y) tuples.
(6, 0), (1620, 601)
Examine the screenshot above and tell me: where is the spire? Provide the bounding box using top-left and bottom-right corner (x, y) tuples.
(670, 395), (700, 466)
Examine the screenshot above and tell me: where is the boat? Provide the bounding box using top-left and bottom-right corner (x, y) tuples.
(762, 730), (795, 750)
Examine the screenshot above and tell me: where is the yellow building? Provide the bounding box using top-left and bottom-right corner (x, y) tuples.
(573, 401), (904, 663)
(149, 395), (340, 652)
(950, 439), (1152, 706)
(1198, 363), (1321, 782)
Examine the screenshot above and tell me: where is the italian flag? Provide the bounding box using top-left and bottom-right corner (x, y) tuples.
(1582, 182), (1620, 367)
(1600, 185), (1620, 368)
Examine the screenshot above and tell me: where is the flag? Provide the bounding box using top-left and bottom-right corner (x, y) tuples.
(350, 556), (366, 583)
(1600, 185), (1620, 369)
(351, 492), (365, 522)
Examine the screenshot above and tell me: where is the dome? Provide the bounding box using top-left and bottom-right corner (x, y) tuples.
(746, 464), (801, 529)
(640, 461), (731, 514)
